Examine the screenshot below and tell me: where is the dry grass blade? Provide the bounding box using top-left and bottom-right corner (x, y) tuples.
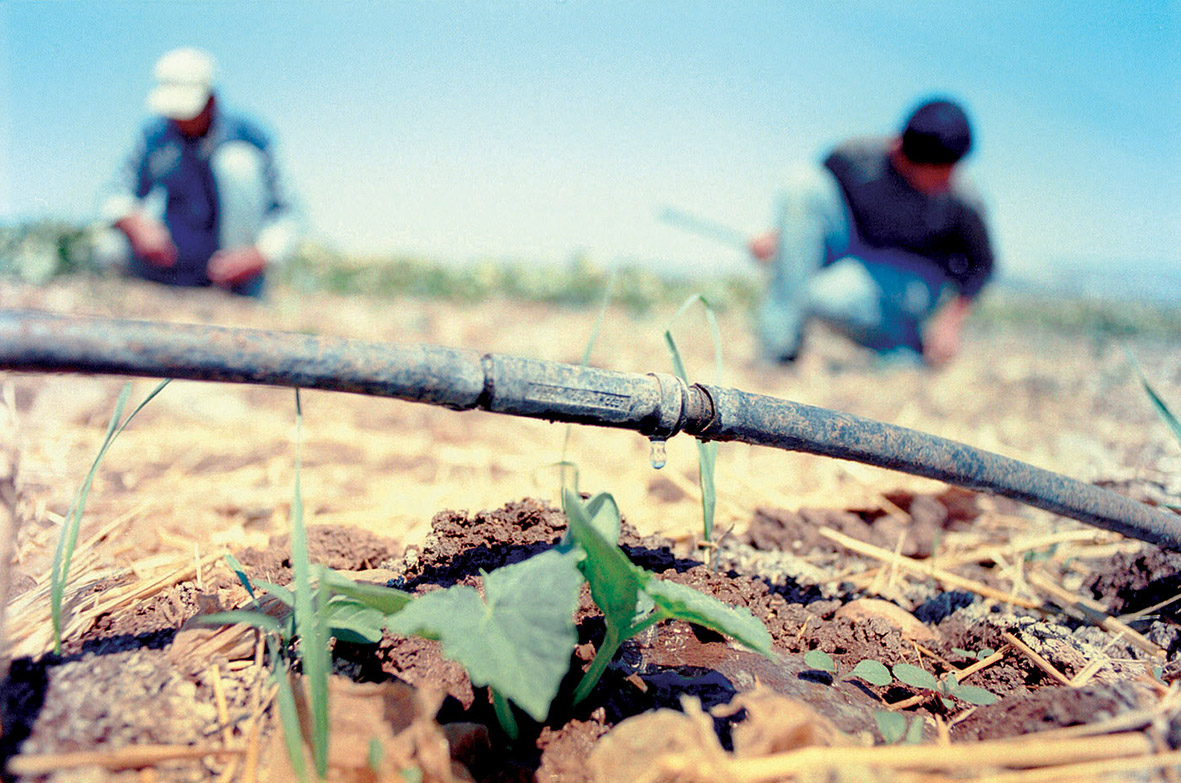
(974, 749), (1181, 783)
(817, 528), (1041, 609)
(1001, 631), (1073, 686)
(722, 732), (1155, 783)
(1026, 569), (1165, 658)
(6, 744), (245, 775)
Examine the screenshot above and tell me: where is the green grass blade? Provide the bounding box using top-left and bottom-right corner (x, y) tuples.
(51, 379), (170, 652)
(254, 580), (296, 609)
(662, 295), (723, 542)
(225, 553), (258, 602)
(1127, 350), (1181, 445)
(268, 635), (310, 782)
(288, 389), (330, 777)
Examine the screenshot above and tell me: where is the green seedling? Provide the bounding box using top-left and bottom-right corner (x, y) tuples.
(563, 488), (773, 704)
(51, 380), (170, 653)
(802, 650), (892, 687)
(951, 646), (996, 662)
(892, 663), (997, 708)
(873, 710), (925, 745)
(663, 294), (724, 545)
(1127, 348), (1181, 447)
(385, 547), (584, 729)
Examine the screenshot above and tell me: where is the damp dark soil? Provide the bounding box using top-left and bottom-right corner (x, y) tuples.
(3, 494), (1176, 782)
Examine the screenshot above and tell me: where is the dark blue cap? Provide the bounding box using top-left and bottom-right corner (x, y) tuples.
(901, 99), (973, 164)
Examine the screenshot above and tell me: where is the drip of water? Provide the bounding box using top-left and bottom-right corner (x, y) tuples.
(649, 438), (667, 470)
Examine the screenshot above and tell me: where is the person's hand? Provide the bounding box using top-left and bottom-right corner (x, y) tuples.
(208, 246), (266, 287)
(116, 213), (177, 267)
(748, 231), (779, 263)
(923, 297), (971, 366)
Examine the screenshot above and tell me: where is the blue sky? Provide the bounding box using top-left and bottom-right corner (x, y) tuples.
(2, 1), (1178, 282)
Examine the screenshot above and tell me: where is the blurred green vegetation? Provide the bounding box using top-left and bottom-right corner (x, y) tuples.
(3, 219), (1179, 337)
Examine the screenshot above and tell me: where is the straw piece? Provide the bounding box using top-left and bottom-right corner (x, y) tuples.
(1001, 632), (1072, 686)
(817, 528), (1041, 609)
(937, 530), (1110, 568)
(950, 644), (1009, 678)
(1026, 570), (1164, 658)
(974, 748), (1181, 783)
(724, 731), (1154, 783)
(7, 744), (244, 775)
(210, 665), (233, 748)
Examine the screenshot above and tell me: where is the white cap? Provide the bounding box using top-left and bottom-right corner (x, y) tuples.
(146, 48), (216, 120)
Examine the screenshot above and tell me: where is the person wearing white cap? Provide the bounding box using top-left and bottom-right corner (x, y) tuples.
(99, 47), (300, 295)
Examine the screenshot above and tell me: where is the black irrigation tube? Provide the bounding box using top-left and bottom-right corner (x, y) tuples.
(2, 310), (1178, 550)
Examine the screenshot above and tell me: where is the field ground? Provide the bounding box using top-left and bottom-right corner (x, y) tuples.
(1, 274), (1180, 782)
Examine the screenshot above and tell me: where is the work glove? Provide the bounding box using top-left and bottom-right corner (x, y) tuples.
(115, 213), (177, 268)
(748, 231), (779, 263)
(208, 245), (267, 287)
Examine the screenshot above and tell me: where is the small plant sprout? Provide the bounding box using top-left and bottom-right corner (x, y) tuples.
(892, 662), (997, 708)
(562, 489), (773, 704)
(802, 650), (892, 687)
(873, 710), (925, 745)
(663, 294), (724, 545)
(951, 646), (996, 662)
(51, 379), (169, 652)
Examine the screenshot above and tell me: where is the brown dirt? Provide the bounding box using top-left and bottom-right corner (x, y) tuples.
(1, 277), (1180, 781)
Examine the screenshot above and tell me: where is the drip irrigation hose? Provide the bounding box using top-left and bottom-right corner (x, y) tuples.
(1, 310), (1177, 549)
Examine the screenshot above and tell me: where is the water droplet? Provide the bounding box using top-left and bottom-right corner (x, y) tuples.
(649, 439), (667, 470)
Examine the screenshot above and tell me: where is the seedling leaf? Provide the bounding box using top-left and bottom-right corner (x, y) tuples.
(385, 548), (583, 722)
(874, 710), (906, 744)
(225, 553), (257, 601)
(951, 684), (997, 706)
(254, 580), (296, 609)
(563, 488), (643, 627)
(641, 575), (774, 657)
(52, 379), (170, 651)
(892, 663), (939, 691)
(978, 648), (995, 660)
(1128, 349), (1181, 445)
(320, 568), (414, 615)
(663, 294), (724, 543)
(904, 715), (925, 744)
(326, 596), (387, 644)
(583, 491), (623, 544)
(951, 647), (974, 659)
(848, 659), (892, 687)
(804, 649), (836, 674)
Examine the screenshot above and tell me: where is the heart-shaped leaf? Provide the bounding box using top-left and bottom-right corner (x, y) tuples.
(892, 663), (939, 691)
(950, 684), (997, 705)
(804, 649), (837, 674)
(385, 548), (583, 722)
(874, 710), (906, 744)
(848, 659), (891, 687)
